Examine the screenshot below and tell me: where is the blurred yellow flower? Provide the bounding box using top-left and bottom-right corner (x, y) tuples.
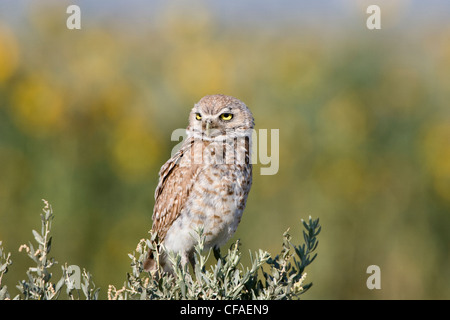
(164, 44), (232, 100)
(110, 116), (162, 183)
(272, 43), (323, 99)
(11, 75), (64, 136)
(421, 121), (450, 202)
(379, 66), (422, 115)
(315, 156), (367, 203)
(318, 92), (369, 151)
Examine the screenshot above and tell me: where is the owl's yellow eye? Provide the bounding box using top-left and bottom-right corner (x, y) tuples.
(220, 113), (233, 121)
(195, 113), (202, 121)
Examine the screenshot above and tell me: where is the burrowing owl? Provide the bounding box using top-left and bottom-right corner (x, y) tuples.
(144, 94), (254, 273)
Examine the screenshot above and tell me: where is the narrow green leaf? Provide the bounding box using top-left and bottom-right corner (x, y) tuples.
(32, 230), (44, 245)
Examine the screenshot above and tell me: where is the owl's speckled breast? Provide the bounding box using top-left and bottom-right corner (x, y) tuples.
(163, 155), (251, 257)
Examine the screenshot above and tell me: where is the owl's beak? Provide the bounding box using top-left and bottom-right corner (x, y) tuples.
(205, 119), (212, 137)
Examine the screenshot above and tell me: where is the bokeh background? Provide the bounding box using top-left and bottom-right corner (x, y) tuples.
(1, 0), (450, 299)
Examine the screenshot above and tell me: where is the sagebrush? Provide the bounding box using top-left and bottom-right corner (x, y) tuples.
(0, 200), (320, 300)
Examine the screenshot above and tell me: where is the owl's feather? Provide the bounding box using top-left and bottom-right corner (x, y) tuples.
(144, 137), (202, 271)
(151, 137), (202, 241)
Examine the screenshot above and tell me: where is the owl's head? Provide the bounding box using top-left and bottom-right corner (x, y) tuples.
(187, 94), (254, 140)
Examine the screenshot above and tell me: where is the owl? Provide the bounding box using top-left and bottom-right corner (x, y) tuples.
(144, 94), (254, 274)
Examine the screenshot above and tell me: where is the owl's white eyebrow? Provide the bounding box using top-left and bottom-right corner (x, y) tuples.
(217, 108), (232, 114)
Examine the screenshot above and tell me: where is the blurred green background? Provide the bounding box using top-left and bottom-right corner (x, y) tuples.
(1, 0), (450, 299)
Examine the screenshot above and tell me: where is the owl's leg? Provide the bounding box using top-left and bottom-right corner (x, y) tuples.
(179, 250), (195, 272)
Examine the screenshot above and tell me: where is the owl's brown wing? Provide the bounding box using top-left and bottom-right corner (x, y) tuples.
(151, 137), (202, 242)
(145, 137), (204, 272)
